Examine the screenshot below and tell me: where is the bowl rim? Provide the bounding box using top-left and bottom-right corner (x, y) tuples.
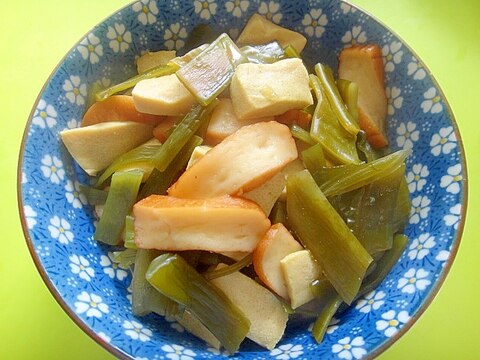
(17, 2), (134, 359)
(16, 0), (468, 359)
(344, 1), (468, 358)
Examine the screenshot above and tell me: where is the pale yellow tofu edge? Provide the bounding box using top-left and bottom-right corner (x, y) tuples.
(230, 59), (313, 120)
(60, 121), (153, 176)
(280, 250), (321, 309)
(132, 74), (197, 116)
(210, 264), (288, 350)
(236, 13), (307, 53)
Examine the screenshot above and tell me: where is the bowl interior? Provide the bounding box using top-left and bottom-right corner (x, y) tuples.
(18, 0), (466, 359)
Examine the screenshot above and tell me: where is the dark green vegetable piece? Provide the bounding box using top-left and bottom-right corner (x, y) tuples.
(336, 233), (409, 315)
(203, 253), (253, 280)
(95, 62), (179, 101)
(393, 176), (411, 233)
(176, 33), (246, 105)
(79, 184), (107, 205)
(96, 139), (162, 187)
(309, 74), (360, 165)
(312, 148), (411, 197)
(180, 251), (202, 268)
(197, 252), (221, 266)
(302, 143), (326, 174)
(358, 234), (409, 298)
(350, 164), (405, 255)
(310, 280), (342, 343)
(328, 187), (365, 230)
(138, 135), (203, 199)
(356, 130), (379, 163)
(330, 163), (406, 255)
(241, 42), (285, 64)
(286, 170), (372, 304)
(152, 102), (217, 172)
(94, 170), (143, 245)
(180, 251), (223, 268)
(314, 63), (360, 136)
(146, 253), (250, 353)
(132, 249), (180, 317)
(96, 102), (212, 187)
(184, 24), (218, 51)
(270, 200), (287, 225)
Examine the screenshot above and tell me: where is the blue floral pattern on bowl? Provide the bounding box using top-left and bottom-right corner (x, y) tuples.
(18, 0), (466, 359)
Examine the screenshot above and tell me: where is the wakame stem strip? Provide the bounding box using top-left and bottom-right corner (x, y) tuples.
(176, 34), (246, 105)
(123, 215), (137, 249)
(356, 130), (379, 163)
(152, 101), (218, 172)
(393, 177), (411, 233)
(112, 248), (137, 268)
(203, 253), (253, 280)
(138, 135), (203, 199)
(132, 249), (179, 317)
(95, 62), (179, 101)
(337, 78), (359, 123)
(302, 143), (326, 174)
(290, 124), (316, 145)
(310, 280), (343, 344)
(286, 170), (372, 304)
(350, 164), (405, 255)
(313, 149), (411, 197)
(309, 74), (360, 165)
(358, 234), (409, 298)
(146, 254), (250, 353)
(314, 63), (360, 136)
(270, 200), (287, 225)
(79, 184), (108, 205)
(94, 170), (143, 245)
(241, 42), (285, 64)
(96, 139), (162, 187)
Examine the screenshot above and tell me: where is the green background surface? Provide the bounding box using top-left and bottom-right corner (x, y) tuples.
(2, 0), (478, 359)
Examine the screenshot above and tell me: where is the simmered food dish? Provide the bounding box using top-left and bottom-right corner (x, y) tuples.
(60, 13), (410, 353)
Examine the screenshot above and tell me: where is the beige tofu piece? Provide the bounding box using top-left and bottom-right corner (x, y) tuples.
(280, 250), (322, 309)
(230, 59), (313, 120)
(210, 264), (288, 350)
(243, 159), (304, 215)
(253, 224), (303, 300)
(186, 145), (212, 170)
(133, 195), (271, 253)
(132, 74), (197, 116)
(136, 50), (176, 74)
(205, 98), (274, 146)
(168, 121), (298, 199)
(236, 14), (307, 53)
(60, 121), (153, 176)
